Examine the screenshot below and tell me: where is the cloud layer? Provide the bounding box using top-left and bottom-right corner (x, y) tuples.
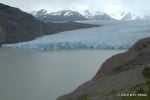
(0, 0), (150, 15)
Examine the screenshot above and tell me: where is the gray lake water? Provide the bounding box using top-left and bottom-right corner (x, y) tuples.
(0, 48), (125, 100)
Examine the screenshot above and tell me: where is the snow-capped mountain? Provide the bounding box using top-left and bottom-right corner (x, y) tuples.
(31, 9), (150, 21)
(31, 9), (48, 18)
(84, 10), (113, 20)
(50, 10), (77, 17)
(110, 11), (141, 20)
(31, 10), (87, 22)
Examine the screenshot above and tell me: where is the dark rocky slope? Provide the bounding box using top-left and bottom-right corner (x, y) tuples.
(0, 3), (98, 45)
(46, 22), (98, 33)
(58, 37), (150, 100)
(0, 3), (51, 44)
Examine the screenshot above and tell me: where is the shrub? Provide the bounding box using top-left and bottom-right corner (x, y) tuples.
(143, 67), (150, 78)
(136, 88), (144, 94)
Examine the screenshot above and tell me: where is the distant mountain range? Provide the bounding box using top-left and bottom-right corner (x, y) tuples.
(31, 9), (87, 22)
(110, 11), (150, 20)
(31, 9), (150, 22)
(110, 11), (141, 20)
(83, 10), (113, 20)
(31, 9), (114, 22)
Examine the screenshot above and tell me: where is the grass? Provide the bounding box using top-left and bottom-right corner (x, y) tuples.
(77, 67), (150, 100)
(96, 80), (150, 100)
(122, 80), (150, 100)
(121, 67), (150, 100)
(122, 96), (150, 100)
(77, 94), (92, 100)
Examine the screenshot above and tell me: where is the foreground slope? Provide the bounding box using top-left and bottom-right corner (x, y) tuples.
(58, 37), (150, 100)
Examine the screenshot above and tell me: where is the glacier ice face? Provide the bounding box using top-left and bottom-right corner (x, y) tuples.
(3, 20), (150, 50)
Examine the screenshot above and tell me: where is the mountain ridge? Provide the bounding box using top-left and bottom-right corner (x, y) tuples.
(83, 10), (113, 20)
(31, 9), (114, 22)
(31, 9), (150, 21)
(31, 10), (87, 22)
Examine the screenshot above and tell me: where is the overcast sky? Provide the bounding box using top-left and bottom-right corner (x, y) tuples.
(0, 0), (150, 15)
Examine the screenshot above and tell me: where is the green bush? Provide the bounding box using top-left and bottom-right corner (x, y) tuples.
(136, 88), (144, 94)
(143, 67), (150, 78)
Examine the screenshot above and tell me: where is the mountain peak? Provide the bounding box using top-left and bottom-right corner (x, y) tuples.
(31, 9), (48, 17)
(50, 10), (80, 17)
(110, 11), (140, 20)
(84, 10), (113, 20)
(31, 9), (87, 22)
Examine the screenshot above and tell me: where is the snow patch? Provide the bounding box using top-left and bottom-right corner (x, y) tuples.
(64, 12), (74, 16)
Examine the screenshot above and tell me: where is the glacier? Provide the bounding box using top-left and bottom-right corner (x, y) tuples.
(3, 20), (150, 50)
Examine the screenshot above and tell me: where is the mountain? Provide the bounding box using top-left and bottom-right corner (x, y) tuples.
(32, 9), (150, 21)
(47, 22), (99, 33)
(31, 9), (47, 17)
(122, 12), (139, 20)
(31, 10), (87, 22)
(110, 11), (144, 20)
(31, 9), (114, 22)
(84, 10), (113, 20)
(0, 3), (98, 45)
(58, 37), (150, 100)
(0, 3), (52, 44)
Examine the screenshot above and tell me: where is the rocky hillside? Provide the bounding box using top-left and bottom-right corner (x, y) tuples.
(0, 3), (52, 44)
(58, 37), (150, 100)
(47, 22), (98, 33)
(94, 37), (150, 79)
(0, 3), (98, 45)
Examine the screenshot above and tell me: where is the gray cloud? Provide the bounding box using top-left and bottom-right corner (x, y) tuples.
(0, 0), (150, 15)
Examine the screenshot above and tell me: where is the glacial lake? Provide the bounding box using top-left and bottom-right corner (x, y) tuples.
(0, 48), (125, 100)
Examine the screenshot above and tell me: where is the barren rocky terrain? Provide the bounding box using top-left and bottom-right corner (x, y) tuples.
(58, 37), (150, 100)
